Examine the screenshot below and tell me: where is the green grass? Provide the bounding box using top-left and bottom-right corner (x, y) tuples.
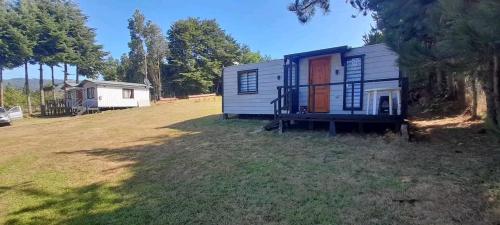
(0, 97), (499, 225)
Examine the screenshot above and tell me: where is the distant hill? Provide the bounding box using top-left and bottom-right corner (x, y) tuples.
(4, 78), (66, 91)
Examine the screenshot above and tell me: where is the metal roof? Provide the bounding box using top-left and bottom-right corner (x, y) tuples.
(284, 45), (350, 59)
(78, 79), (149, 88)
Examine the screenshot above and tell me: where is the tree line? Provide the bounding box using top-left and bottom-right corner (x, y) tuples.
(102, 10), (269, 100)
(0, 1), (268, 113)
(290, 0), (500, 132)
(0, 0), (105, 114)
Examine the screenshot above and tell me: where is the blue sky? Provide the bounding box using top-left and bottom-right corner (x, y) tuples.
(4, 0), (374, 80)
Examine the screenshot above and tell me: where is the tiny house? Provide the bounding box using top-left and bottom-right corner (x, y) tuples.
(222, 43), (408, 134)
(65, 80), (150, 114)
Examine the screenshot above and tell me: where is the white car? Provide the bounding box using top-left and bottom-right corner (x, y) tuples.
(0, 106), (23, 126)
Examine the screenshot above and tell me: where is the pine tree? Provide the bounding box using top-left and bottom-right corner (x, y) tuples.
(127, 10), (147, 83)
(56, 0), (81, 83)
(144, 21), (169, 100)
(13, 0), (39, 115)
(0, 1), (28, 107)
(362, 26), (384, 46)
(167, 18), (241, 95)
(31, 0), (67, 113)
(288, 0), (500, 130)
(101, 56), (121, 81)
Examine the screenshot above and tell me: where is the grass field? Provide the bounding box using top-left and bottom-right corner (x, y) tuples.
(1, 97), (499, 225)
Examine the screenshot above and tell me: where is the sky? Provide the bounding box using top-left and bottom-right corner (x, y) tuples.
(3, 0), (374, 80)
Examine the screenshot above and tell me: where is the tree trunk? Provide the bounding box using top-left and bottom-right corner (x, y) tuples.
(436, 68), (443, 95)
(471, 73), (478, 119)
(482, 62), (498, 127)
(157, 60), (162, 101)
(427, 71), (434, 94)
(144, 55), (148, 84)
(75, 65), (79, 83)
(446, 72), (455, 99)
(24, 61), (32, 116)
(64, 63), (68, 102)
(51, 65), (56, 100)
(493, 53), (500, 124)
(39, 63), (45, 115)
(64, 63), (68, 82)
(0, 67), (3, 108)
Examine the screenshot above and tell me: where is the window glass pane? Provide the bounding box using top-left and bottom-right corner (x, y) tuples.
(344, 57), (363, 108)
(122, 89), (134, 98)
(238, 70), (257, 93)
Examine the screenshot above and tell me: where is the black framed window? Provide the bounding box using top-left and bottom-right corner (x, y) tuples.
(238, 69), (258, 94)
(86, 87), (95, 99)
(343, 55), (364, 110)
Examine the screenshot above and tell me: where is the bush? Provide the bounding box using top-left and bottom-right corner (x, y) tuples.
(4, 86), (41, 113)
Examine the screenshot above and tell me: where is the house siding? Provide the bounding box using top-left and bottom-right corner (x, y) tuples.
(344, 44), (400, 114)
(222, 43), (400, 116)
(223, 59), (283, 114)
(298, 43), (399, 115)
(82, 82), (98, 108)
(96, 85), (150, 108)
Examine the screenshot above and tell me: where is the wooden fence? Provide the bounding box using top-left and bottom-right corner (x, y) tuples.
(43, 99), (69, 116)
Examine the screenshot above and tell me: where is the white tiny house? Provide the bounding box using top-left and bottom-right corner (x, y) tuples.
(66, 80), (150, 111)
(223, 43), (408, 134)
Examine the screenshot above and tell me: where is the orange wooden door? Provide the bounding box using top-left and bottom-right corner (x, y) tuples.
(309, 57), (331, 113)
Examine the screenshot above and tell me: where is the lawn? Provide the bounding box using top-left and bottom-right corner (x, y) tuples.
(0, 97), (499, 225)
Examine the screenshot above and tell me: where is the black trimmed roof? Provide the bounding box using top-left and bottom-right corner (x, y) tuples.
(284, 45), (350, 59)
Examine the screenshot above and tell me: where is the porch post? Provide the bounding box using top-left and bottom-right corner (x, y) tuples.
(279, 119), (284, 134)
(397, 90), (401, 115)
(288, 58), (293, 112)
(389, 91), (393, 115)
(294, 58), (300, 113)
(366, 91), (371, 115)
(329, 121), (336, 137)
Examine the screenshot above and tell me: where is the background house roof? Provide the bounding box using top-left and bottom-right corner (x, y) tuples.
(78, 80), (149, 88)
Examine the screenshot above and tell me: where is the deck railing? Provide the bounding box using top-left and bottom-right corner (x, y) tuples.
(270, 77), (408, 119)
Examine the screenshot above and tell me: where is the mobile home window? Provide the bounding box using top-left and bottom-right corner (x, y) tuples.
(238, 69), (258, 94)
(344, 55), (364, 110)
(86, 87), (95, 99)
(122, 89), (134, 99)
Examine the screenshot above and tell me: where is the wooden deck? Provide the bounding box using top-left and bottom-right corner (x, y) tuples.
(277, 113), (406, 136)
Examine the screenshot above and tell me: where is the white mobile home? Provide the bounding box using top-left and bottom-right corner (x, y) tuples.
(223, 44), (408, 134)
(66, 80), (150, 112)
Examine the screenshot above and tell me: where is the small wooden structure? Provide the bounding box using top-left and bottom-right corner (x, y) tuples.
(44, 99), (68, 117)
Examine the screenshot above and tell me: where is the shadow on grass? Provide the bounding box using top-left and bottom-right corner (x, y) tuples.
(4, 115), (500, 225)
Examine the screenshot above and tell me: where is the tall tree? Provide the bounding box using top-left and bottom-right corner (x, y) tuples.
(117, 54), (131, 82)
(55, 0), (82, 83)
(0, 0), (28, 108)
(239, 45), (271, 64)
(167, 18), (241, 95)
(144, 21), (169, 100)
(101, 56), (121, 81)
(31, 0), (67, 112)
(127, 10), (147, 83)
(289, 0), (500, 131)
(442, 0), (500, 128)
(362, 26), (384, 46)
(13, 0), (39, 115)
